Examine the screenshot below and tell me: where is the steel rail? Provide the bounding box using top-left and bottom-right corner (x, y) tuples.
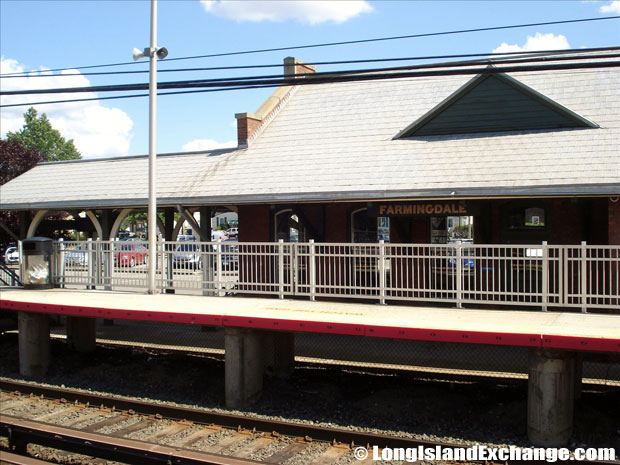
(0, 379), (457, 450)
(0, 450), (55, 465)
(2, 379), (618, 465)
(0, 415), (262, 465)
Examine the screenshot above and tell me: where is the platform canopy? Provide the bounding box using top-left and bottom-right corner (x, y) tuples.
(1, 51), (619, 211)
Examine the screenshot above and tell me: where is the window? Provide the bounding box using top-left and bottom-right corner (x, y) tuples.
(431, 216), (473, 244)
(501, 201), (550, 244)
(507, 206), (547, 230)
(274, 209), (306, 242)
(351, 208), (390, 243)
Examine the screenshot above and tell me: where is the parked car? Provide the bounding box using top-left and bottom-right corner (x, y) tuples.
(114, 243), (148, 267)
(177, 234), (196, 242)
(172, 242), (201, 269)
(226, 227), (238, 239)
(64, 245), (88, 267)
(447, 247), (475, 270)
(212, 230), (228, 241)
(3, 246), (19, 265)
(219, 239), (239, 270)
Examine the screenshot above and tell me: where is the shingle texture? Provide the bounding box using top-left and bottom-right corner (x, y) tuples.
(1, 58), (619, 210)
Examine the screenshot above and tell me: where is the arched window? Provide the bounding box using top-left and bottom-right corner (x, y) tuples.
(274, 209), (307, 242)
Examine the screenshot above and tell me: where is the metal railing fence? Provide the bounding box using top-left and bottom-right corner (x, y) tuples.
(49, 239), (619, 312)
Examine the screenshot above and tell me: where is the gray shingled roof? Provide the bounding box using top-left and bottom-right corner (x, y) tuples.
(1, 55), (619, 210)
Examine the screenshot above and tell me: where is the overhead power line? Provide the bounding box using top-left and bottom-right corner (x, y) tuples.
(3, 50), (620, 96)
(2, 59), (618, 108)
(1, 15), (618, 77)
(2, 46), (618, 79)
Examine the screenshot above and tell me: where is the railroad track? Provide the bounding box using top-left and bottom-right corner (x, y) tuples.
(0, 379), (616, 465)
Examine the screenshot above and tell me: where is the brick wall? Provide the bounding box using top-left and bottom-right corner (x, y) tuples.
(237, 198), (617, 245)
(237, 205), (271, 242)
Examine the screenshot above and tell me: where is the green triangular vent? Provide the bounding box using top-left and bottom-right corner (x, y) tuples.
(395, 71), (597, 138)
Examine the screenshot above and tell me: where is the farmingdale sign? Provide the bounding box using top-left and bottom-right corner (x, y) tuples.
(369, 201), (473, 217)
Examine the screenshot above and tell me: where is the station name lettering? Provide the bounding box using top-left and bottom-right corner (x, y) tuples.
(378, 203), (467, 216)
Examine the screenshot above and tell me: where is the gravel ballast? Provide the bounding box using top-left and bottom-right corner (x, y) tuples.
(1, 331), (618, 461)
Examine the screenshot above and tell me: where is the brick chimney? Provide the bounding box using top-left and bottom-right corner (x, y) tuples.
(235, 57), (316, 147)
(283, 57), (317, 78)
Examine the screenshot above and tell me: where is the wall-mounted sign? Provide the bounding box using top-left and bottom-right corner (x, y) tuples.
(369, 201), (475, 217)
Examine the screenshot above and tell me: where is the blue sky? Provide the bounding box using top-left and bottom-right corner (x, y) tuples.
(1, 0), (619, 159)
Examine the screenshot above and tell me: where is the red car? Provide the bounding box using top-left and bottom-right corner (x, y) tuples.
(114, 243), (148, 267)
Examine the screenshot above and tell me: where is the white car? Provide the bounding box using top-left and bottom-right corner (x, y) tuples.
(227, 227), (238, 238)
(4, 246), (19, 265)
(211, 230), (228, 241)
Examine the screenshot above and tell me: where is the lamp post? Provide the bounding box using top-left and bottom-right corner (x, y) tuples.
(133, 0), (167, 294)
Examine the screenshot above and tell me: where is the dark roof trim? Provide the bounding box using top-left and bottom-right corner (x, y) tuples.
(3, 183), (618, 210)
(394, 69), (598, 139)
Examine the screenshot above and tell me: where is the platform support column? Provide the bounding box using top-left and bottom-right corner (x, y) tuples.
(18, 312), (50, 377)
(573, 352), (583, 401)
(225, 327), (264, 409)
(263, 331), (295, 378)
(66, 316), (96, 353)
(527, 348), (575, 446)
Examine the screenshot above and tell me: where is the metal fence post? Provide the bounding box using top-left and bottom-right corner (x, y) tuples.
(541, 241), (548, 311)
(17, 240), (23, 285)
(581, 241), (588, 313)
(94, 239), (99, 287)
(559, 246), (565, 307)
(200, 241), (209, 296)
(309, 239), (316, 301)
(292, 243), (299, 296)
(455, 244), (462, 308)
(57, 238), (65, 288)
(378, 240), (386, 305)
(86, 238), (94, 290)
(158, 237), (164, 293)
(103, 240), (112, 291)
(216, 237), (223, 296)
(278, 239), (285, 299)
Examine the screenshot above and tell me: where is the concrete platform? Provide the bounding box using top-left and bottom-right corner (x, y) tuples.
(1, 288), (619, 353)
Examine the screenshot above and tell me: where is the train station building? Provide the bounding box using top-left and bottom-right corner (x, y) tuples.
(1, 50), (619, 447)
(2, 52), (619, 248)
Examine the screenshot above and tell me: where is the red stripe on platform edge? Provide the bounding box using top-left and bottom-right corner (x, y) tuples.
(0, 300), (222, 327)
(366, 325), (542, 348)
(221, 315), (365, 336)
(4, 299), (619, 353)
(542, 335), (620, 353)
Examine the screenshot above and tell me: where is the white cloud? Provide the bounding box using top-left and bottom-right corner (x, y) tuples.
(0, 57), (133, 159)
(200, 0), (372, 24)
(182, 138), (236, 152)
(600, 1), (620, 13)
(492, 32), (571, 53)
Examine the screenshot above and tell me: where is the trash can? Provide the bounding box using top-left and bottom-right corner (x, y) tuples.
(21, 237), (54, 289)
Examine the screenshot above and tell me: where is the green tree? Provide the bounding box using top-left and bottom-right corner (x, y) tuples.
(0, 139), (42, 249)
(6, 107), (81, 162)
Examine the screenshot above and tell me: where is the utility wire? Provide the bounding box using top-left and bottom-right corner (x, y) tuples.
(1, 15), (618, 77)
(3, 51), (620, 96)
(2, 46), (618, 79)
(2, 60), (618, 108)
